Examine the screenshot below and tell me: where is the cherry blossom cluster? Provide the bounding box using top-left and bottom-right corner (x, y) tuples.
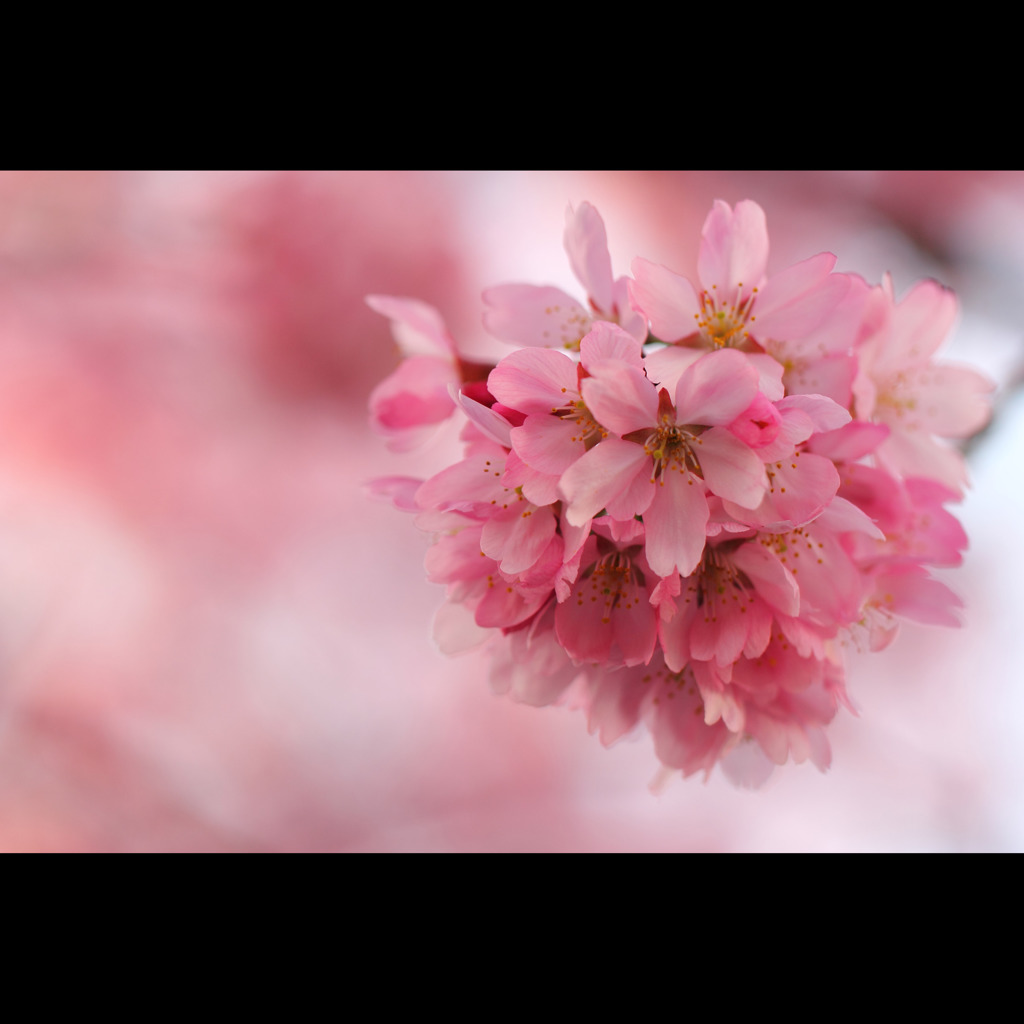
(367, 200), (992, 786)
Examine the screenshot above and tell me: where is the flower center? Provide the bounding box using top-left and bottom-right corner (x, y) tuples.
(579, 551), (643, 623)
(643, 418), (703, 479)
(693, 284), (758, 349)
(689, 545), (754, 620)
(556, 398), (607, 448)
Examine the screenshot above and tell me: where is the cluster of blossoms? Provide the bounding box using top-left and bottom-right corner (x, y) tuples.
(367, 200), (992, 786)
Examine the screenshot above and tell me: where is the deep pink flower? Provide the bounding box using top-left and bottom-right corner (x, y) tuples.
(554, 530), (659, 669)
(658, 534), (800, 675)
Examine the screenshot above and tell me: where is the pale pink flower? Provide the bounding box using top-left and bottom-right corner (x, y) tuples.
(486, 322), (644, 499)
(759, 272), (872, 408)
(629, 199), (850, 351)
(483, 202), (646, 350)
(837, 463), (968, 570)
(852, 276), (994, 493)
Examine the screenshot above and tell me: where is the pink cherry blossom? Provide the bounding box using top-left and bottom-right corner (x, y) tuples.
(483, 202), (646, 350)
(487, 322), (645, 500)
(852, 275), (994, 493)
(629, 199), (850, 351)
(367, 194), (993, 792)
(554, 530), (659, 669)
(560, 347), (768, 577)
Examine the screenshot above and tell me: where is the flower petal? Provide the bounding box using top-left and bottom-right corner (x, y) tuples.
(579, 320), (644, 371)
(694, 426), (768, 509)
(486, 346), (579, 414)
(564, 201), (615, 314)
(559, 439), (650, 526)
(644, 469), (709, 577)
(697, 200), (768, 301)
(366, 294), (456, 358)
(628, 257), (701, 341)
(483, 283), (592, 349)
(674, 348), (760, 427)
(581, 364), (658, 436)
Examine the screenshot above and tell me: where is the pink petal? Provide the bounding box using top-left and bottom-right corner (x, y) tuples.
(873, 566), (963, 628)
(559, 439), (651, 526)
(889, 363), (994, 438)
(486, 346), (579, 414)
(581, 363), (658, 436)
(878, 426), (969, 494)
(675, 348), (759, 427)
(724, 450), (840, 531)
(659, 595), (696, 673)
(642, 345), (705, 395)
(808, 420), (889, 462)
(369, 356), (455, 435)
(611, 276), (649, 343)
(453, 387), (513, 447)
(416, 448), (507, 514)
(697, 200), (768, 301)
(482, 283), (592, 349)
(731, 542), (800, 617)
(775, 393), (852, 433)
(742, 600), (773, 658)
(564, 201), (615, 314)
(611, 586), (659, 667)
(579, 320), (644, 372)
(555, 558), (656, 668)
(510, 415), (586, 476)
(781, 351), (857, 406)
(881, 278), (959, 371)
(602, 460), (656, 522)
(648, 669), (734, 777)
(628, 258), (701, 341)
(694, 426), (768, 509)
(482, 501), (557, 576)
(584, 667), (648, 746)
(689, 598), (750, 667)
(745, 352), (786, 401)
(815, 495), (886, 539)
(643, 468), (709, 578)
(749, 254), (849, 340)
(366, 294), (457, 358)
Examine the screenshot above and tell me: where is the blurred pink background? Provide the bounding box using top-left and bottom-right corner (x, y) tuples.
(0, 170), (1022, 852)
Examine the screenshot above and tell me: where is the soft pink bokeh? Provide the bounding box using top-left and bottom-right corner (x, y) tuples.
(0, 170), (1021, 852)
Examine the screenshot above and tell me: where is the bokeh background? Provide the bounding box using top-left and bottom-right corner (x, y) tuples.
(0, 170), (1021, 852)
